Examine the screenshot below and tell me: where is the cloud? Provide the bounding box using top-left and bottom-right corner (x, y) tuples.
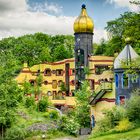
(28, 0), (63, 15)
(94, 29), (108, 43)
(106, 0), (140, 12)
(0, 0), (106, 43)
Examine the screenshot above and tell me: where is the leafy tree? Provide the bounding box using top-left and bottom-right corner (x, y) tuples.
(0, 81), (23, 138)
(105, 12), (140, 55)
(75, 81), (91, 128)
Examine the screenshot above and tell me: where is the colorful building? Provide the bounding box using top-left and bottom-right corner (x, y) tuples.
(15, 5), (140, 124)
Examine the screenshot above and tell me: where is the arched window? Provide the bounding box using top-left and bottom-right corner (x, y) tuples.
(58, 80), (63, 87)
(122, 73), (129, 88)
(44, 80), (48, 85)
(115, 74), (119, 88)
(70, 80), (75, 86)
(52, 80), (57, 89)
(29, 80), (35, 86)
(119, 95), (126, 105)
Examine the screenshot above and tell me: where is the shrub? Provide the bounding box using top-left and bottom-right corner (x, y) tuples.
(115, 118), (134, 132)
(25, 97), (36, 109)
(126, 91), (140, 122)
(43, 112), (50, 119)
(5, 126), (26, 140)
(60, 116), (80, 136)
(49, 110), (59, 120)
(38, 97), (49, 112)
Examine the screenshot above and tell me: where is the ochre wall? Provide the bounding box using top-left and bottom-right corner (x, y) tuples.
(15, 56), (115, 111)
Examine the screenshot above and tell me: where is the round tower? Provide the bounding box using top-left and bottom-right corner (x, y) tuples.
(74, 4), (94, 89)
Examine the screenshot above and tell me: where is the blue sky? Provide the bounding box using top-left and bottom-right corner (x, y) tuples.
(28, 0), (128, 29)
(0, 0), (139, 43)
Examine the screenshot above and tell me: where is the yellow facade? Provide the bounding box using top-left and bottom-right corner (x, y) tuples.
(16, 55), (115, 119)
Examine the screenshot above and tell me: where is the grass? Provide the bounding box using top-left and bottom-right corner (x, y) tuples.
(88, 127), (140, 140)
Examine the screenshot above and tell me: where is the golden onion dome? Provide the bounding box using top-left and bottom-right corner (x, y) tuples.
(74, 4), (94, 33)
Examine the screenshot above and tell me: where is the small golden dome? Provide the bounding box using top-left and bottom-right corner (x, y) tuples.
(125, 37), (132, 44)
(74, 4), (94, 33)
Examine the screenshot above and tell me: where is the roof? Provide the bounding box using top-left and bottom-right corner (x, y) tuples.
(114, 45), (139, 69)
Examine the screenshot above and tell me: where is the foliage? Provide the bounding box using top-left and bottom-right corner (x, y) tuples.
(5, 126), (26, 140)
(0, 33), (74, 66)
(25, 97), (36, 109)
(93, 107), (126, 134)
(49, 110), (59, 120)
(95, 12), (140, 56)
(23, 81), (32, 95)
(115, 118), (134, 132)
(60, 82), (67, 92)
(0, 81), (23, 134)
(75, 81), (91, 128)
(38, 97), (49, 112)
(60, 115), (80, 136)
(126, 89), (140, 122)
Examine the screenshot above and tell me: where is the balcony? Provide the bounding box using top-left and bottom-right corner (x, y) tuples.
(90, 82), (112, 105)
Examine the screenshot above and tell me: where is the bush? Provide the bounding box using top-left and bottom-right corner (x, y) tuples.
(126, 91), (140, 122)
(93, 106), (127, 134)
(115, 118), (134, 132)
(5, 126), (26, 140)
(49, 110), (59, 120)
(25, 97), (36, 109)
(43, 112), (50, 119)
(60, 116), (80, 136)
(38, 97), (49, 112)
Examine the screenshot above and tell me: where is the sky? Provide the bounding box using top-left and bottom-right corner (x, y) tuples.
(0, 0), (139, 43)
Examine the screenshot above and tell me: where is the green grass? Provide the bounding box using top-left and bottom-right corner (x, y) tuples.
(88, 127), (140, 140)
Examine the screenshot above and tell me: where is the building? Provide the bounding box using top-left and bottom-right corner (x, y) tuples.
(114, 39), (140, 105)
(15, 5), (140, 124)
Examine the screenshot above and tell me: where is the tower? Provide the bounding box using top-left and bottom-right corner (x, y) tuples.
(73, 4), (94, 89)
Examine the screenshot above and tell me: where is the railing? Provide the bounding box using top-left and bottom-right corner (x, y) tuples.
(90, 82), (112, 104)
(94, 82), (112, 96)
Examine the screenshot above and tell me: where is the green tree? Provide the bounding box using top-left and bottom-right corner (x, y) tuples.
(75, 81), (91, 128)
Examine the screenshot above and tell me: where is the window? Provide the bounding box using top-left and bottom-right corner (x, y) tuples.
(37, 70), (40, 76)
(131, 74), (138, 83)
(122, 73), (129, 88)
(71, 90), (75, 96)
(69, 69), (75, 76)
(119, 96), (126, 105)
(75, 49), (84, 68)
(115, 74), (119, 88)
(58, 80), (63, 87)
(95, 65), (110, 75)
(56, 69), (63, 76)
(72, 69), (75, 75)
(52, 80), (57, 89)
(44, 69), (51, 76)
(47, 91), (51, 96)
(44, 81), (48, 85)
(29, 80), (35, 86)
(90, 80), (94, 90)
(70, 80), (75, 86)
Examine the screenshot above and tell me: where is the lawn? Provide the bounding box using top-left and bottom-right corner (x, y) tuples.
(88, 127), (140, 140)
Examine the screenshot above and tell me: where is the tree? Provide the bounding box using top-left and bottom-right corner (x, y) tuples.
(0, 81), (23, 138)
(75, 81), (91, 128)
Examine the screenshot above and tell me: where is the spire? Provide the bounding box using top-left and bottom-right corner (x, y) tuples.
(114, 45), (139, 69)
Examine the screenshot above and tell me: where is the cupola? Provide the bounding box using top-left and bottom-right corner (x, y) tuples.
(73, 4), (94, 33)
